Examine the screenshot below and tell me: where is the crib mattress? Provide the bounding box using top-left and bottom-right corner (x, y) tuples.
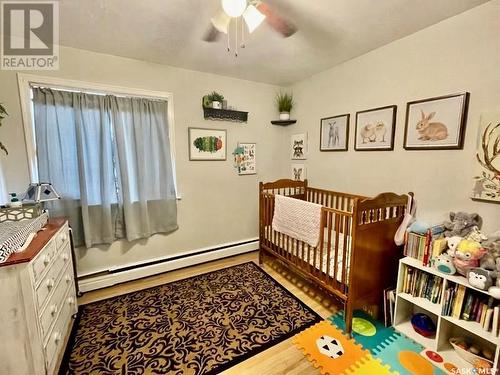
(264, 227), (351, 284)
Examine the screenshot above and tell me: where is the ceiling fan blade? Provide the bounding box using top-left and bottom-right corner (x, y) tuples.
(203, 24), (221, 42)
(203, 11), (231, 42)
(255, 1), (297, 38)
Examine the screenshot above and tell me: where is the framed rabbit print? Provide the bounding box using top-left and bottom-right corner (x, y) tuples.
(355, 105), (397, 151)
(404, 92), (470, 150)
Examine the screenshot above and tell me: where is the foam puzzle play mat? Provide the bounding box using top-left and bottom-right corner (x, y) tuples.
(294, 310), (485, 375)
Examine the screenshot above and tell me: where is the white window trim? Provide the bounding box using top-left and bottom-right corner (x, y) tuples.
(17, 73), (179, 198)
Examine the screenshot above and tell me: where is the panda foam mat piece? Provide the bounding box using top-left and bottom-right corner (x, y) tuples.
(293, 320), (371, 375)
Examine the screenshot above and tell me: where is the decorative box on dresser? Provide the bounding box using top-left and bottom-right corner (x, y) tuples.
(0, 218), (77, 375)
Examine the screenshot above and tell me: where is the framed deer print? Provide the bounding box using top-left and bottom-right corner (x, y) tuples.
(404, 92), (469, 150)
(471, 112), (500, 202)
(355, 105), (397, 151)
(320, 114), (349, 151)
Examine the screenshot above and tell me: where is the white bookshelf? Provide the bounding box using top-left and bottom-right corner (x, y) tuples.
(394, 256), (500, 371)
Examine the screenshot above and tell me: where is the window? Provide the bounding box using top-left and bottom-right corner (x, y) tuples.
(19, 74), (178, 247)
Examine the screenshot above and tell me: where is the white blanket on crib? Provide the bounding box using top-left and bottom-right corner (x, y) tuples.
(272, 194), (322, 247)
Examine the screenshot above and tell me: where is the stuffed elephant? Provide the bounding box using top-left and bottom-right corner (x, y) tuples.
(443, 212), (482, 238)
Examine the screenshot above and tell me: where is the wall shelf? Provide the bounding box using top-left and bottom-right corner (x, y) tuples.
(270, 120), (297, 126)
(203, 107), (248, 123)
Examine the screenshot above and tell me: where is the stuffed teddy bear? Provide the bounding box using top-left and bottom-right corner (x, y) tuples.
(444, 212), (482, 238)
(453, 239), (487, 276)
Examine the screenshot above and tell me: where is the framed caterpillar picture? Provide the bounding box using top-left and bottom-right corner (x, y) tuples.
(404, 92), (470, 150)
(189, 127), (227, 160)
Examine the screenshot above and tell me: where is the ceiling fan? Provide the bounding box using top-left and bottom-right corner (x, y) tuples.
(203, 0), (297, 56)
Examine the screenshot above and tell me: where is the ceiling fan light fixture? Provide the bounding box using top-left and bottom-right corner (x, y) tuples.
(221, 0), (247, 18)
(242, 4), (265, 33)
(211, 12), (231, 33)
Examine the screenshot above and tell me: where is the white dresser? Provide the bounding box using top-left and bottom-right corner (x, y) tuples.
(0, 218), (77, 375)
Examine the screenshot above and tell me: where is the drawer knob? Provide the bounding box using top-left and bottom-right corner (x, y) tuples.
(46, 278), (55, 289)
(62, 253), (70, 261)
(54, 332), (62, 344)
(65, 274), (72, 283)
(50, 304), (58, 316)
(67, 297), (75, 306)
(43, 255), (50, 265)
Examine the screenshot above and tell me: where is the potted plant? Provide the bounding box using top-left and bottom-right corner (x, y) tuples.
(276, 92), (294, 120)
(0, 103), (7, 155)
(208, 91), (224, 109)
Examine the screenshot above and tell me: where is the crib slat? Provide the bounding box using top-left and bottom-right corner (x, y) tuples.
(341, 215), (350, 289)
(332, 213), (340, 284)
(325, 211), (333, 284)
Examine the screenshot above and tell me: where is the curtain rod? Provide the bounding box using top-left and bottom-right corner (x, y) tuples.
(29, 83), (168, 102)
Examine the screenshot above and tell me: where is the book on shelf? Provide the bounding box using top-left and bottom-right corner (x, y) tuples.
(383, 287), (396, 327)
(403, 225), (445, 266)
(442, 284), (499, 337)
(401, 265), (443, 304)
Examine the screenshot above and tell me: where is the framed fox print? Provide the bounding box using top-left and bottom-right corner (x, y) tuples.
(404, 92), (470, 150)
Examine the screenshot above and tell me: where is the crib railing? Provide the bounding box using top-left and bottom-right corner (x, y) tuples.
(306, 187), (364, 213)
(260, 191), (355, 300)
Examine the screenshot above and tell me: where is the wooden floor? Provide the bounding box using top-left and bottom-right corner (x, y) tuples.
(78, 251), (341, 374)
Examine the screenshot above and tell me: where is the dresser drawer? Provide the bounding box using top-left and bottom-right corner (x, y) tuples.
(35, 244), (72, 311)
(44, 288), (75, 370)
(40, 263), (74, 341)
(54, 225), (69, 251)
(32, 240), (57, 284)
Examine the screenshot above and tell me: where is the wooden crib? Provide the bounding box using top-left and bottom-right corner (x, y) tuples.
(259, 179), (409, 335)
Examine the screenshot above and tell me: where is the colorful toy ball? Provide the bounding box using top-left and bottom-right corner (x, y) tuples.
(411, 313), (436, 337)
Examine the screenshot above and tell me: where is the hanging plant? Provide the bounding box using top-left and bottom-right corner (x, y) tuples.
(0, 103), (8, 155)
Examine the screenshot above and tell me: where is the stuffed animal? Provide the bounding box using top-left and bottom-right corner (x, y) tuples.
(453, 240), (487, 276)
(435, 253), (456, 275)
(484, 234), (500, 298)
(444, 212), (482, 238)
(466, 226), (488, 243)
(467, 268), (494, 290)
(446, 236), (463, 256)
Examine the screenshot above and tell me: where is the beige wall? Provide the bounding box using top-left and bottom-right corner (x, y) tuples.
(287, 0), (499, 234)
(0, 46), (288, 275)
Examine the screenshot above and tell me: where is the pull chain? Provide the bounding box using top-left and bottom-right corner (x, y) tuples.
(235, 17), (238, 57)
(241, 17), (245, 49)
(227, 19), (231, 53)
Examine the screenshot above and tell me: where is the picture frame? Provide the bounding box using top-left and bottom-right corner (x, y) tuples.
(291, 133), (307, 160)
(291, 164), (306, 181)
(235, 142), (256, 175)
(471, 112), (500, 203)
(188, 127), (227, 160)
(320, 114), (350, 151)
(404, 92), (470, 150)
(355, 105), (397, 151)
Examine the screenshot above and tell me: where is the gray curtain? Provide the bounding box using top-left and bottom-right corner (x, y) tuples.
(110, 96), (177, 241)
(33, 88), (177, 247)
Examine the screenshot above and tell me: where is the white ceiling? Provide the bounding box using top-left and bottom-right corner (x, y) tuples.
(59, 0), (489, 85)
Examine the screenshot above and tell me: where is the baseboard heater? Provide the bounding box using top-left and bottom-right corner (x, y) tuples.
(78, 238), (259, 293)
